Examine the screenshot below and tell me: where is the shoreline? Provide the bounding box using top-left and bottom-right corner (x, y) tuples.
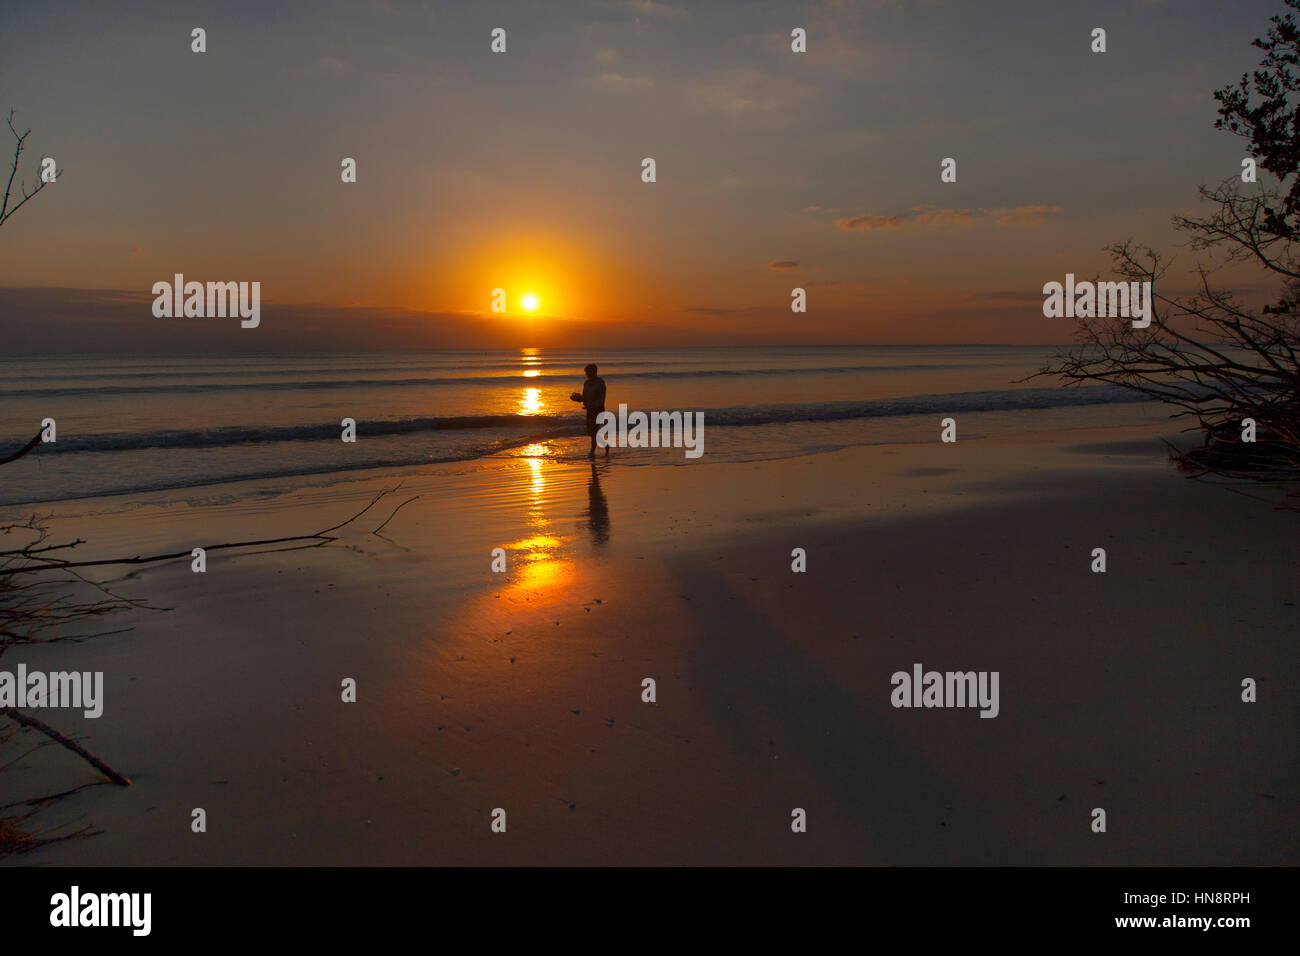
(2, 423), (1296, 865)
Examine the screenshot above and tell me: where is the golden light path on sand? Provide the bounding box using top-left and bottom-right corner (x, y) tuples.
(504, 445), (571, 591)
(416, 421), (621, 710)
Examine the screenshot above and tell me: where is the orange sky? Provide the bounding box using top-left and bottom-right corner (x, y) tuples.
(0, 0), (1285, 348)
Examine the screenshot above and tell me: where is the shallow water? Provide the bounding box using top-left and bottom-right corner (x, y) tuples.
(0, 346), (1168, 505)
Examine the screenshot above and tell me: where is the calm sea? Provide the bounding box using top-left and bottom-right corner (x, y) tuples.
(0, 346), (1163, 506)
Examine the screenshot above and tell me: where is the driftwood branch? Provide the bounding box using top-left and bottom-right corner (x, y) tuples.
(373, 494), (421, 535)
(0, 707), (131, 786)
(0, 416), (417, 845)
(0, 432), (41, 466)
(0, 483), (407, 578)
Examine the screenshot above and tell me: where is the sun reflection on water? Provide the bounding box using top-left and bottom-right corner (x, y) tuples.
(520, 387), (544, 415)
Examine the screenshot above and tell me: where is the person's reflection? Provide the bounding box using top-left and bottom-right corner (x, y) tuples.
(583, 462), (610, 547)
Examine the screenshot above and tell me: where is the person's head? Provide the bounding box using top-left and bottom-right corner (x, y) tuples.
(584, 363), (598, 379)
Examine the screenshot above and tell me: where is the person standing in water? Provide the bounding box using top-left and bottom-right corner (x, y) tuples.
(570, 362), (608, 458)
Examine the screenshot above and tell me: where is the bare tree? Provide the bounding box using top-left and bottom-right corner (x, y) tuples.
(0, 110), (94, 855)
(1040, 4), (1300, 480)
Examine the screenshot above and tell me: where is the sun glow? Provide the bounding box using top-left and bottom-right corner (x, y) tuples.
(442, 233), (621, 322)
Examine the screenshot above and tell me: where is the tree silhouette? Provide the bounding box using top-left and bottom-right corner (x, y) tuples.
(1041, 4), (1300, 480)
(1, 109), (59, 229)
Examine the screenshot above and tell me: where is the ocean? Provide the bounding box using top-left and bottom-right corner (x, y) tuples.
(0, 346), (1166, 506)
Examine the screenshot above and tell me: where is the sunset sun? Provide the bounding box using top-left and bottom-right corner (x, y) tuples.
(521, 293), (539, 312)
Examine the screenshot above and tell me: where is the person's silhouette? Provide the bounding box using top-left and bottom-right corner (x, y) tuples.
(570, 362), (608, 458)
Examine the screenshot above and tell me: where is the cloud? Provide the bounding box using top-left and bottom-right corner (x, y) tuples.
(835, 212), (907, 231)
(836, 204), (1063, 231)
(969, 290), (1048, 303)
(306, 55), (355, 77)
(594, 46), (619, 64)
(680, 306), (771, 317)
(694, 68), (817, 115)
(597, 72), (653, 91)
(1, 288), (755, 353)
(682, 307), (737, 317)
(994, 204), (1064, 227)
(910, 205), (977, 225)
(767, 260), (799, 270)
(621, 0), (689, 19)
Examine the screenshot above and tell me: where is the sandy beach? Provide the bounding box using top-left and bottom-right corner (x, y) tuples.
(4, 423), (1295, 866)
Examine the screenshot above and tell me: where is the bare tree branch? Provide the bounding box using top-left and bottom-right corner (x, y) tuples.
(1, 109), (58, 228)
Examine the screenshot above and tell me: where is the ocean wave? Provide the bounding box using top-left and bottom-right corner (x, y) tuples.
(5, 385), (1148, 454)
(0, 430), (582, 506)
(0, 361), (1029, 397)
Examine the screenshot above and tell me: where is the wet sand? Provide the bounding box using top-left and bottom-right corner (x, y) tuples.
(3, 426), (1297, 865)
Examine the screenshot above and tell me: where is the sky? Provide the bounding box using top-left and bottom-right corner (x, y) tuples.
(0, 0), (1289, 349)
